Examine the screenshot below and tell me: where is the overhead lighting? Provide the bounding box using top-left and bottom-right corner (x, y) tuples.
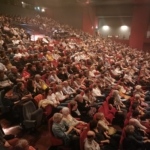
(21, 1), (24, 4)
(41, 8), (45, 12)
(120, 25), (128, 31)
(86, 0), (89, 4)
(37, 7), (40, 10)
(102, 25), (110, 31)
(95, 26), (98, 29)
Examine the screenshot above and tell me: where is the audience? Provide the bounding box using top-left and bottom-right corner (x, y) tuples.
(0, 13), (149, 150)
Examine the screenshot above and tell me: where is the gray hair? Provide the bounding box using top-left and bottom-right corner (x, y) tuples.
(53, 113), (63, 123)
(62, 107), (70, 115)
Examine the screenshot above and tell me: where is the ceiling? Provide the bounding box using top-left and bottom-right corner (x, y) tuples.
(22, 0), (150, 7)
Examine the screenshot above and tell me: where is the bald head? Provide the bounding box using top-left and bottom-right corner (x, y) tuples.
(87, 130), (95, 139)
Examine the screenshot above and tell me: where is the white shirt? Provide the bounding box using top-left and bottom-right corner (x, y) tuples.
(84, 138), (100, 150)
(92, 87), (101, 97)
(47, 93), (57, 104)
(0, 63), (7, 72)
(55, 91), (66, 101)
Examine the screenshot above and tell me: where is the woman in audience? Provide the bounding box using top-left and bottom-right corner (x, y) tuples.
(61, 107), (87, 132)
(109, 90), (126, 112)
(52, 113), (80, 150)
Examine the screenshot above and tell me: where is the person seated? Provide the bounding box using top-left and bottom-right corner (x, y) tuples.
(62, 81), (76, 98)
(55, 85), (69, 103)
(14, 139), (35, 150)
(34, 74), (48, 91)
(48, 70), (62, 84)
(52, 113), (80, 150)
(26, 78), (41, 97)
(45, 89), (60, 107)
(14, 82), (32, 101)
(84, 130), (100, 150)
(122, 125), (150, 150)
(83, 89), (97, 107)
(0, 69), (13, 91)
(108, 90), (126, 112)
(8, 66), (25, 84)
(89, 120), (120, 150)
(69, 100), (85, 120)
(133, 85), (145, 99)
(75, 94), (96, 119)
(131, 101), (150, 122)
(61, 107), (87, 132)
(129, 110), (147, 132)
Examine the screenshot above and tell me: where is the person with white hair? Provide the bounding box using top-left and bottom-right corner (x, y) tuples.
(52, 113), (80, 150)
(110, 90), (126, 112)
(62, 107), (86, 132)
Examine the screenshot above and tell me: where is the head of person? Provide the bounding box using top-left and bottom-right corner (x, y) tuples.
(53, 113), (63, 123)
(61, 107), (70, 117)
(69, 100), (78, 110)
(14, 139), (30, 150)
(135, 85), (142, 91)
(89, 120), (98, 130)
(11, 66), (18, 74)
(62, 81), (68, 87)
(95, 112), (105, 121)
(132, 110), (140, 119)
(56, 85), (62, 91)
(35, 74), (41, 82)
(16, 82), (25, 90)
(86, 131), (95, 142)
(74, 94), (83, 103)
(112, 90), (119, 97)
(125, 125), (135, 135)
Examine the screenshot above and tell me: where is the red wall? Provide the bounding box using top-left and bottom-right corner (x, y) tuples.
(129, 4), (150, 49)
(82, 6), (97, 35)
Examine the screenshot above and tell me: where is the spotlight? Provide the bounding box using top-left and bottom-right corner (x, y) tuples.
(37, 7), (40, 10)
(21, 1), (24, 4)
(102, 25), (110, 31)
(120, 25), (128, 31)
(41, 8), (45, 12)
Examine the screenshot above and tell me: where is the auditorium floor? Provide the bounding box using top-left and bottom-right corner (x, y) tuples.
(0, 118), (51, 150)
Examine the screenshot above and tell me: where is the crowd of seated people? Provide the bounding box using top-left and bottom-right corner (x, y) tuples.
(0, 13), (150, 150)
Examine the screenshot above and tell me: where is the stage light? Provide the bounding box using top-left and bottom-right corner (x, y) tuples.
(102, 25), (110, 31)
(95, 26), (98, 29)
(37, 7), (40, 10)
(120, 25), (128, 31)
(41, 8), (45, 12)
(21, 1), (24, 4)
